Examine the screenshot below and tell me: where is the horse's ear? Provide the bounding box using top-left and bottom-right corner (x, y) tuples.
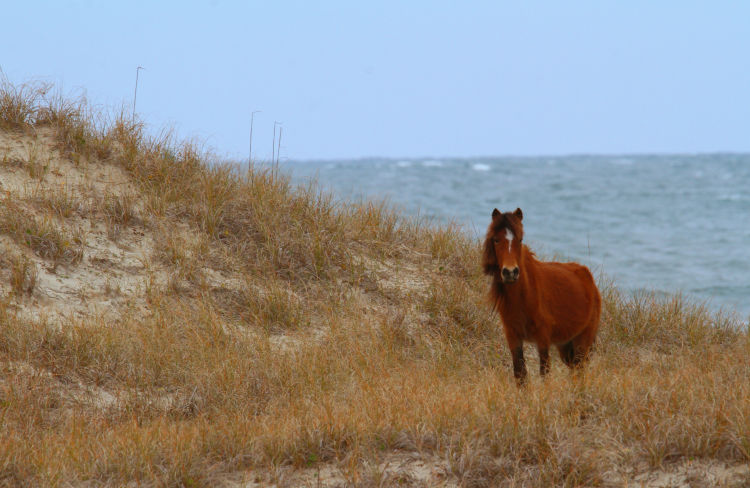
(492, 208), (500, 218)
(514, 208), (523, 221)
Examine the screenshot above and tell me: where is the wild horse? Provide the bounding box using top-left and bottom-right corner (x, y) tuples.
(482, 208), (601, 384)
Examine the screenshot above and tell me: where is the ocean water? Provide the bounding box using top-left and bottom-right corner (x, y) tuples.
(283, 154), (750, 318)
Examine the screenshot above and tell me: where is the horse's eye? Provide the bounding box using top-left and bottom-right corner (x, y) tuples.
(493, 238), (499, 243)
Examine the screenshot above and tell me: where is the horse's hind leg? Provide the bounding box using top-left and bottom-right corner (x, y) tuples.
(557, 341), (576, 368)
(557, 325), (597, 369)
(570, 324), (598, 367)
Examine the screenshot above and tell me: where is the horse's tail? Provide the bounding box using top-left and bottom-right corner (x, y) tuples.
(579, 265), (602, 337)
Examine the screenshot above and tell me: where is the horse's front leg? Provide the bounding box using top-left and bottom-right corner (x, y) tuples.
(511, 345), (527, 385)
(503, 330), (527, 385)
(537, 343), (550, 376)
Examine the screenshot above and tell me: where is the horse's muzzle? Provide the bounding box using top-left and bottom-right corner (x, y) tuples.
(502, 266), (520, 283)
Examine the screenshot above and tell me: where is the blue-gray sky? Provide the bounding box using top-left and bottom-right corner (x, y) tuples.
(2, 1), (749, 160)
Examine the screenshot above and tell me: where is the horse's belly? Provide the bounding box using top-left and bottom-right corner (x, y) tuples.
(544, 281), (597, 343)
(550, 298), (594, 338)
(550, 325), (584, 344)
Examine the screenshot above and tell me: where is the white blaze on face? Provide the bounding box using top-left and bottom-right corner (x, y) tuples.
(505, 228), (514, 253)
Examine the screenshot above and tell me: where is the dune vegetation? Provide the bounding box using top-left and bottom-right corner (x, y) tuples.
(0, 79), (748, 487)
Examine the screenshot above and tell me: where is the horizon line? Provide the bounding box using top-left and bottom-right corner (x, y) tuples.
(281, 150), (750, 163)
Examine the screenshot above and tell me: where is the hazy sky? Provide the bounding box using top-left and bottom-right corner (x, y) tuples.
(2, 1), (749, 160)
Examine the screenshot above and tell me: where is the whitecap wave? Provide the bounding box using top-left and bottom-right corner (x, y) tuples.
(421, 159), (444, 167)
(611, 158), (634, 165)
(718, 193), (742, 202)
(472, 163), (491, 171)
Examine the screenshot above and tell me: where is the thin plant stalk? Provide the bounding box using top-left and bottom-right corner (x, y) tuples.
(249, 110), (260, 170)
(132, 66), (145, 122)
(277, 126), (282, 165)
(272, 121), (281, 165)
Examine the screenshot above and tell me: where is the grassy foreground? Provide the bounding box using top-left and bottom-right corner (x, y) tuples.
(0, 79), (749, 487)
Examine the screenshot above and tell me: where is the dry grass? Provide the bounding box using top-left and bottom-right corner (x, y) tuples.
(1, 250), (38, 296)
(23, 140), (51, 180)
(25, 181), (82, 219)
(0, 196), (84, 266)
(97, 190), (140, 240)
(0, 77), (48, 130)
(0, 80), (748, 487)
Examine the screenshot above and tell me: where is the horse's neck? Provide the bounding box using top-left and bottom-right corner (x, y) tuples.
(520, 245), (539, 277)
(501, 246), (538, 305)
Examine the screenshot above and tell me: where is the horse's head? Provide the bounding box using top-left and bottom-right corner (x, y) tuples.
(482, 207), (524, 283)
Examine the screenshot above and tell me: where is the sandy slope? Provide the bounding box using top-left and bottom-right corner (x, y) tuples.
(1, 128), (748, 487)
(0, 127), (244, 325)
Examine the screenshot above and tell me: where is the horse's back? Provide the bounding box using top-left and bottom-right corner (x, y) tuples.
(539, 261), (597, 298)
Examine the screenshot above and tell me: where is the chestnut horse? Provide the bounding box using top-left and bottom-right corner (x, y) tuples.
(482, 208), (601, 384)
